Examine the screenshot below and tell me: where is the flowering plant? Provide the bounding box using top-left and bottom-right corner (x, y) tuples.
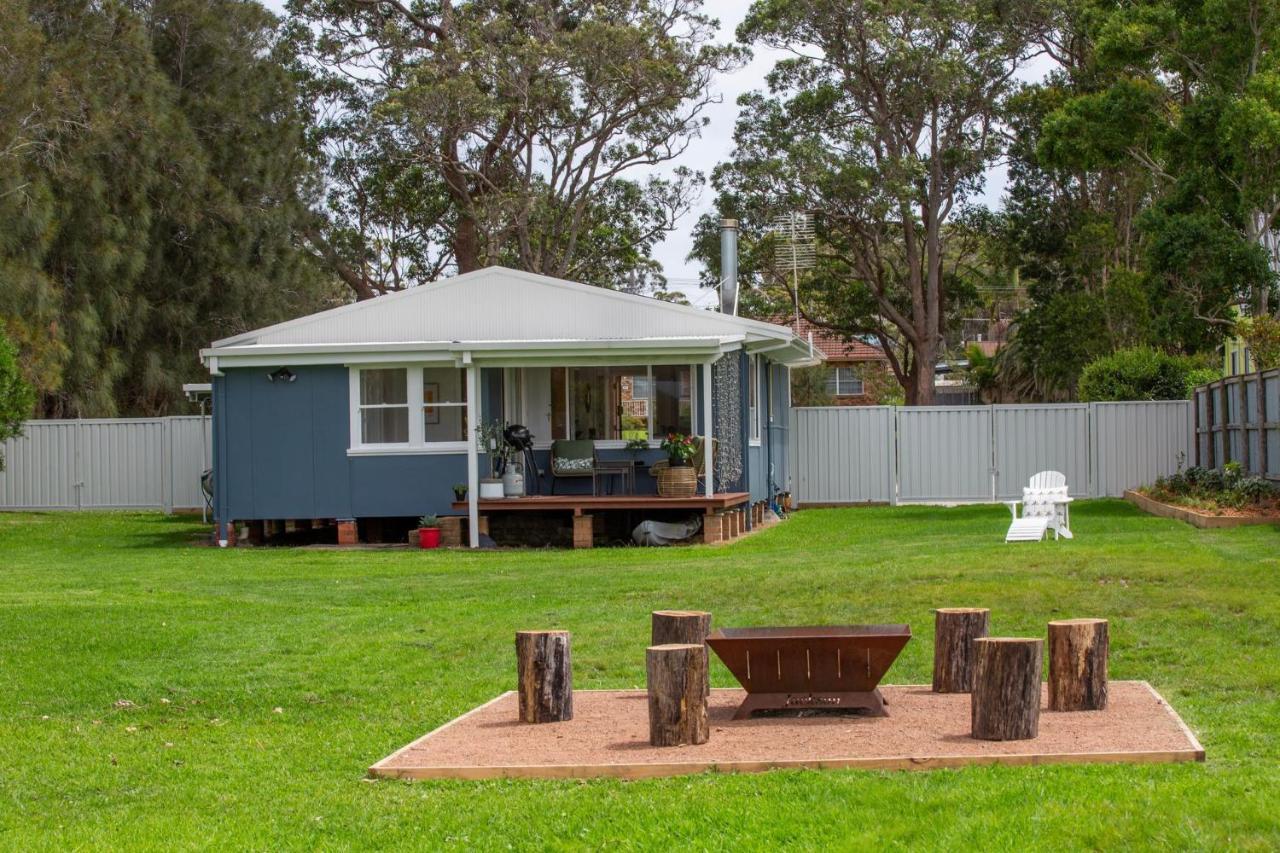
(660, 432), (698, 466)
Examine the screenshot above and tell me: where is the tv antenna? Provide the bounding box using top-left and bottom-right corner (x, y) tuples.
(771, 212), (815, 326)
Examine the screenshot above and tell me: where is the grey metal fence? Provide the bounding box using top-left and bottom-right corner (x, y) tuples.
(790, 401), (1191, 506)
(1193, 370), (1279, 480)
(0, 417), (212, 512)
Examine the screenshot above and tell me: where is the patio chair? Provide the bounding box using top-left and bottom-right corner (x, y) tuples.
(1005, 470), (1073, 542)
(550, 439), (597, 494)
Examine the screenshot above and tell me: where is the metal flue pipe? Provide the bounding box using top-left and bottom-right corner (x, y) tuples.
(720, 218), (739, 315)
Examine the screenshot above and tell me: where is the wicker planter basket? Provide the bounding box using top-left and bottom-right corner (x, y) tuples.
(655, 464), (697, 497)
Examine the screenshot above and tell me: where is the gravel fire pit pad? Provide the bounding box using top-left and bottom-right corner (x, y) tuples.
(369, 682), (1203, 781)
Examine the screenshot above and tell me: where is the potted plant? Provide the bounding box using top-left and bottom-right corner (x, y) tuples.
(660, 432), (697, 467)
(656, 433), (699, 496)
(476, 421), (506, 499)
(417, 515), (441, 549)
(452, 483), (467, 502)
(625, 437), (649, 461)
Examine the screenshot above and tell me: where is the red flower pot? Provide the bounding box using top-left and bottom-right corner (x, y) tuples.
(418, 527), (441, 549)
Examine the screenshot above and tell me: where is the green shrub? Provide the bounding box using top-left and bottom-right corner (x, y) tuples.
(0, 332), (36, 472)
(1077, 346), (1212, 402)
(1231, 476), (1276, 505)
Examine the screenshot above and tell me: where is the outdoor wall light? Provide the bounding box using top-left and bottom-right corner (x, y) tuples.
(267, 367), (296, 383)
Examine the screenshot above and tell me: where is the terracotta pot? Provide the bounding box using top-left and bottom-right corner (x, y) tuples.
(418, 527), (441, 549)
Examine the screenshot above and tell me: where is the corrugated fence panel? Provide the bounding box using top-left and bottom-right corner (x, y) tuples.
(1090, 401), (1192, 498)
(993, 405), (1089, 499)
(169, 417), (213, 510)
(0, 422), (80, 508)
(789, 407), (893, 504)
(792, 401), (1193, 505)
(78, 419), (166, 508)
(0, 417), (211, 512)
(898, 407), (993, 502)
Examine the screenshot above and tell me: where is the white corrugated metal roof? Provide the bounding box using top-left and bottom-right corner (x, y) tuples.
(205, 267), (819, 366)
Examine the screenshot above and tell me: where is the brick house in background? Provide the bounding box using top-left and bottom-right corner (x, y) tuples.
(782, 317), (891, 406)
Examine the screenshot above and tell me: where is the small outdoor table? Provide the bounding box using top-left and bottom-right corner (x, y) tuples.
(592, 459), (636, 495)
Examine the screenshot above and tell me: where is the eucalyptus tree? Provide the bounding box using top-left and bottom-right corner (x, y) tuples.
(1042, 0), (1280, 319)
(290, 0), (743, 296)
(701, 0), (1037, 403)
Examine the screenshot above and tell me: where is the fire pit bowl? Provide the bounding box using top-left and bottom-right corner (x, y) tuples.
(707, 625), (911, 719)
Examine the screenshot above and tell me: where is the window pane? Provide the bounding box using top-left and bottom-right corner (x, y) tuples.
(360, 368), (407, 405)
(749, 357), (760, 439)
(551, 367), (568, 439)
(424, 404), (467, 442)
(653, 365), (692, 436)
(615, 367), (650, 440)
(362, 406), (409, 443)
(570, 367), (607, 440)
(825, 369), (840, 394)
(423, 367), (466, 405)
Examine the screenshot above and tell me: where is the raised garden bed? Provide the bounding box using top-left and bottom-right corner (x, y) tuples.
(1125, 490), (1280, 529)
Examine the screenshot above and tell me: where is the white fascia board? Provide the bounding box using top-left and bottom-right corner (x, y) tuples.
(201, 336), (743, 370)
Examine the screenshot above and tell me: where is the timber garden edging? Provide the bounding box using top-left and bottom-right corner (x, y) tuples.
(1124, 489), (1279, 529)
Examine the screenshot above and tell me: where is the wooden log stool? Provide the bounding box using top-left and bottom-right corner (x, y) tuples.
(971, 637), (1042, 741)
(646, 643), (709, 746)
(515, 630), (573, 723)
(1048, 618), (1109, 711)
(932, 607), (990, 693)
(652, 610), (712, 696)
(651, 610), (712, 646)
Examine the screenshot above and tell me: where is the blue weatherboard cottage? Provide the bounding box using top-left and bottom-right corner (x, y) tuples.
(202, 261), (818, 548)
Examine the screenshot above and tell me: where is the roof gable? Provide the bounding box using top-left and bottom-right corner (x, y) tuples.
(213, 267), (796, 349)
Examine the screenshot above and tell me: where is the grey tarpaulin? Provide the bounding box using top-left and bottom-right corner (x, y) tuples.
(632, 517), (703, 546)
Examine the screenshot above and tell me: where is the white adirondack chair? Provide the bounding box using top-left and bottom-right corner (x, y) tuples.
(1005, 470), (1074, 542)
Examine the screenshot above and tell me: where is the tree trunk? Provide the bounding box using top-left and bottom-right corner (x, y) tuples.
(971, 637), (1042, 741)
(651, 610), (712, 646)
(1047, 619), (1109, 712)
(912, 338), (936, 405)
(515, 630), (573, 723)
(646, 643), (710, 747)
(932, 607), (990, 693)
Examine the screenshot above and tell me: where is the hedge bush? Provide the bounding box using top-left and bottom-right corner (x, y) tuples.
(1077, 346), (1212, 402)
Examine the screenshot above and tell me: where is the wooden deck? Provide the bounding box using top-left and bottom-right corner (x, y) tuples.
(451, 492), (753, 548)
(450, 492), (750, 514)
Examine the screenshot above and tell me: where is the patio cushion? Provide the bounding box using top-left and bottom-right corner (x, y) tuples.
(551, 440), (595, 475)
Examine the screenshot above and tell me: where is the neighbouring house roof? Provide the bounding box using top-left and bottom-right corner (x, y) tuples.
(202, 266), (821, 372)
(768, 317), (888, 363)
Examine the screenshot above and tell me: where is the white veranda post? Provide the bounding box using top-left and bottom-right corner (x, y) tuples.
(465, 359), (479, 548)
(702, 361), (714, 496)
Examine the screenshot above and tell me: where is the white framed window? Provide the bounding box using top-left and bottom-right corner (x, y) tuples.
(825, 367), (865, 397)
(349, 365), (468, 453)
(749, 355), (761, 443)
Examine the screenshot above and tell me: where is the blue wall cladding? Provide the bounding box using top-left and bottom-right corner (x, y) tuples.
(214, 365), (480, 522)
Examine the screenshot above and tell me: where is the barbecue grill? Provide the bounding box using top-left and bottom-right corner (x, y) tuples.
(706, 625), (911, 719)
(503, 424), (540, 493)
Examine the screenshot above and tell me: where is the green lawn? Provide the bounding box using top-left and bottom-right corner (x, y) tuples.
(1, 502), (1277, 849)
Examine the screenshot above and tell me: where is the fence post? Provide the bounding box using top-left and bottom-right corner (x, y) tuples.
(1260, 372), (1270, 477)
(161, 417), (173, 514)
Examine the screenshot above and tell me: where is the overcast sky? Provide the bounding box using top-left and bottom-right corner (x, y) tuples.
(262, 0), (1021, 303)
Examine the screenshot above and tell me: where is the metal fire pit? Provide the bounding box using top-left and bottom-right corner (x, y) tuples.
(706, 625), (911, 719)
